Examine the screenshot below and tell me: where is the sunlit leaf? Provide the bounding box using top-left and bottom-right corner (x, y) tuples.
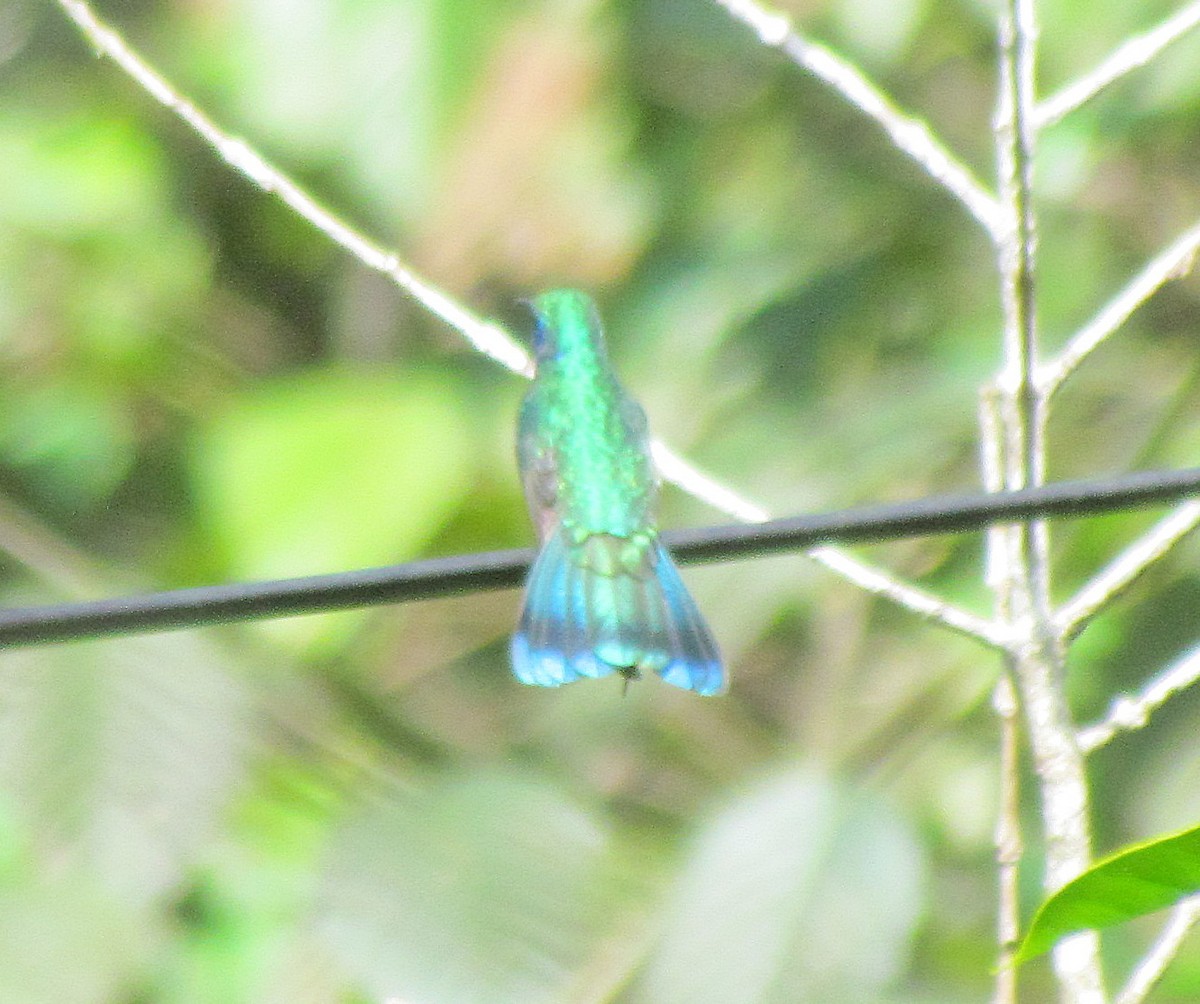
(636, 764), (926, 1004)
(319, 771), (632, 1004)
(198, 0), (442, 218)
(0, 379), (134, 506)
(0, 113), (166, 234)
(190, 368), (471, 649)
(1016, 823), (1200, 963)
(830, 0), (927, 62)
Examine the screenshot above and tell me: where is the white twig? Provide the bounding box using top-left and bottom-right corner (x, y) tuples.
(710, 0), (1003, 241)
(1039, 217), (1200, 398)
(809, 545), (1007, 648)
(1114, 894), (1200, 1004)
(1036, 0), (1200, 129)
(993, 0), (1105, 998)
(654, 440), (1002, 645)
(1078, 641), (1200, 752)
(51, 0), (789, 527)
(1057, 500), (1200, 643)
(52, 0), (1007, 648)
(650, 442), (770, 524)
(992, 677), (1022, 1004)
(53, 0), (532, 375)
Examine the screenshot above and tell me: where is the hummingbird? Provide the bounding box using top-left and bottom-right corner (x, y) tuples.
(511, 289), (725, 696)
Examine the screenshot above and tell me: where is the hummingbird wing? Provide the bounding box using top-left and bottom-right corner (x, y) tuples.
(516, 393), (561, 541)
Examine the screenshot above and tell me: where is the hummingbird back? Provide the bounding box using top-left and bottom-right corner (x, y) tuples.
(511, 290), (725, 696)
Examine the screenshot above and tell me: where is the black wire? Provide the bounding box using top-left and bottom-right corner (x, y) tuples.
(2, 466), (1199, 649)
(667, 465), (1200, 559)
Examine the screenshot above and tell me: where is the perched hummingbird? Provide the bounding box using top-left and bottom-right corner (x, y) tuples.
(511, 289), (725, 696)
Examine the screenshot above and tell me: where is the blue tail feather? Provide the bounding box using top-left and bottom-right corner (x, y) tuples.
(653, 543), (725, 696)
(511, 529), (725, 695)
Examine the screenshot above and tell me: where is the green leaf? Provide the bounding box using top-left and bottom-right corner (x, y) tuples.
(830, 0), (927, 62)
(190, 368), (471, 649)
(1016, 823), (1200, 963)
(0, 379), (135, 507)
(637, 764), (926, 1004)
(0, 112), (167, 234)
(193, 369), (470, 578)
(199, 0), (442, 218)
(318, 771), (633, 1004)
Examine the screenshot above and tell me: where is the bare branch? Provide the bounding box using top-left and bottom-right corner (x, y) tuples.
(1057, 500), (1200, 643)
(52, 0), (1012, 651)
(51, 0), (797, 528)
(1114, 895), (1200, 1004)
(808, 545), (1007, 648)
(655, 435), (1005, 646)
(1039, 218), (1200, 398)
(992, 0), (1106, 997)
(0, 494), (106, 600)
(650, 442), (770, 524)
(710, 0), (1003, 240)
(992, 677), (1022, 1004)
(53, 0), (532, 376)
(1079, 640), (1200, 752)
(1036, 1), (1200, 129)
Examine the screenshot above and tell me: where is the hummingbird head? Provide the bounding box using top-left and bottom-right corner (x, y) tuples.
(529, 289), (608, 364)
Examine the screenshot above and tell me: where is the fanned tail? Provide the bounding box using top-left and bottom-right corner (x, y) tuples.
(511, 528), (725, 695)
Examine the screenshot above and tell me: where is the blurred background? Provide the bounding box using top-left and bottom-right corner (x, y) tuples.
(2, 0), (1200, 1000)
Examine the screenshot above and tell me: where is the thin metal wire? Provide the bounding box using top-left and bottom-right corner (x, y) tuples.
(2, 467), (1199, 649)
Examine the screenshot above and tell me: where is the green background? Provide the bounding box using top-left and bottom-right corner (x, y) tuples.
(2, 0), (1200, 1000)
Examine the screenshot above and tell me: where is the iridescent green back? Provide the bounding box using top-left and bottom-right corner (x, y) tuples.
(517, 290), (657, 541)
(511, 289), (725, 696)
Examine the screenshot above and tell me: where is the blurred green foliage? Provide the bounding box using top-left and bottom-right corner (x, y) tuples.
(1, 0), (1200, 1001)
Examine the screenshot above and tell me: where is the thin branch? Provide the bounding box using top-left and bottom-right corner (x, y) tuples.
(51, 0), (778, 529)
(650, 442), (769, 524)
(807, 546), (1005, 648)
(656, 445), (1000, 642)
(52, 0), (1016, 643)
(1114, 894), (1200, 1004)
(671, 465), (1200, 651)
(979, 387), (1008, 611)
(992, 676), (1022, 1004)
(1058, 499), (1200, 642)
(993, 0), (1105, 998)
(0, 469), (1196, 649)
(667, 468), (1200, 556)
(1036, 0), (1200, 129)
(655, 444), (1006, 645)
(1039, 217), (1200, 398)
(52, 0), (533, 376)
(709, 0), (1003, 240)
(994, 0), (1041, 491)
(1078, 641), (1200, 752)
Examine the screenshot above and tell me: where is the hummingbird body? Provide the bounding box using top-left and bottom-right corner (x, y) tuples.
(511, 289), (725, 695)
